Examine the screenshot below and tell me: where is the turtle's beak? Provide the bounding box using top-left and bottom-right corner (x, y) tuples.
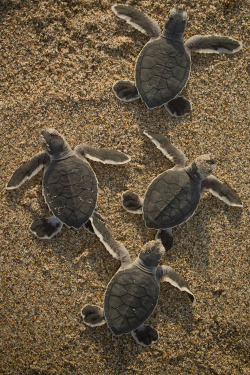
(39, 128), (58, 146)
(39, 129), (51, 151)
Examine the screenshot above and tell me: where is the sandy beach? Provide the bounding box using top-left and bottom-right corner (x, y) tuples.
(0, 0), (249, 374)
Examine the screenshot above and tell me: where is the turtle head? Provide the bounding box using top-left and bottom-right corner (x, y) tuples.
(163, 6), (187, 41)
(189, 154), (216, 179)
(139, 240), (165, 268)
(39, 128), (71, 159)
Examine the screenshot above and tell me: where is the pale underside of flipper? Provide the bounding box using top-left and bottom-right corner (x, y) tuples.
(30, 217), (63, 239)
(122, 190), (143, 214)
(112, 4), (161, 38)
(112, 80), (140, 102)
(6, 152), (49, 190)
(185, 35), (243, 54)
(157, 265), (195, 304)
(131, 324), (159, 347)
(201, 175), (243, 207)
(90, 215), (130, 264)
(75, 144), (131, 165)
(81, 305), (105, 327)
(144, 131), (186, 167)
(164, 96), (192, 117)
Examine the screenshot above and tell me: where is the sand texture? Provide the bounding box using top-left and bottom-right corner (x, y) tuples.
(0, 0), (249, 374)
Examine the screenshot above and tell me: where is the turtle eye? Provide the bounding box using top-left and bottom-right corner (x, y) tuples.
(207, 160), (215, 165)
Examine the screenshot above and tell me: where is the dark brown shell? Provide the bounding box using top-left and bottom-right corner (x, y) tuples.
(143, 169), (200, 229)
(43, 155), (98, 228)
(104, 266), (159, 336)
(135, 36), (190, 108)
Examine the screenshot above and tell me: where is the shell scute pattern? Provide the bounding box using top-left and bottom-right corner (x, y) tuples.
(105, 268), (159, 335)
(136, 37), (190, 108)
(143, 170), (200, 228)
(43, 156), (98, 227)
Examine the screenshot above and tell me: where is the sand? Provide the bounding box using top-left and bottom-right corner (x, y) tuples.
(0, 0), (249, 374)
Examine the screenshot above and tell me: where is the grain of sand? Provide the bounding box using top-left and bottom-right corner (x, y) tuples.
(0, 0), (249, 374)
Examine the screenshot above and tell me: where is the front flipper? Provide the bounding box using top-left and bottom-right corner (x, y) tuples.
(164, 96), (191, 117)
(112, 4), (161, 38)
(144, 131), (186, 167)
(112, 80), (140, 102)
(202, 175), (243, 207)
(85, 212), (105, 234)
(157, 265), (195, 304)
(75, 144), (130, 165)
(6, 152), (49, 190)
(30, 217), (63, 239)
(90, 215), (130, 265)
(185, 35), (243, 54)
(131, 325), (159, 347)
(122, 191), (143, 214)
(81, 305), (105, 327)
(156, 229), (173, 252)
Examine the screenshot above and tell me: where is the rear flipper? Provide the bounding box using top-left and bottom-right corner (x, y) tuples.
(30, 217), (63, 239)
(81, 305), (105, 327)
(185, 35), (243, 54)
(201, 175), (243, 207)
(164, 96), (191, 117)
(156, 229), (173, 252)
(112, 80), (140, 102)
(75, 144), (130, 165)
(131, 324), (159, 347)
(122, 191), (143, 214)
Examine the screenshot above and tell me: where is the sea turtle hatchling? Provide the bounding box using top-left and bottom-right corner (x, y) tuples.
(6, 128), (130, 239)
(122, 131), (243, 250)
(112, 4), (242, 116)
(81, 215), (194, 346)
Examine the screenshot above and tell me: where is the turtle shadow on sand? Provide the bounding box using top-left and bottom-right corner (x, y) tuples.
(162, 193), (242, 273)
(173, 209), (212, 272)
(81, 287), (195, 361)
(112, 82), (192, 135)
(158, 282), (195, 329)
(0, 0), (24, 18)
(202, 195), (243, 227)
(190, 51), (242, 86)
(79, 326), (146, 375)
(177, 194), (242, 272)
(221, 1), (246, 17)
(5, 173), (42, 204)
(5, 172), (46, 221)
(87, 159), (132, 195)
(119, 209), (212, 273)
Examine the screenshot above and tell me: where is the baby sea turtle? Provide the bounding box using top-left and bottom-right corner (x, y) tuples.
(81, 215), (194, 346)
(112, 4), (242, 116)
(6, 128), (130, 239)
(122, 131), (243, 250)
